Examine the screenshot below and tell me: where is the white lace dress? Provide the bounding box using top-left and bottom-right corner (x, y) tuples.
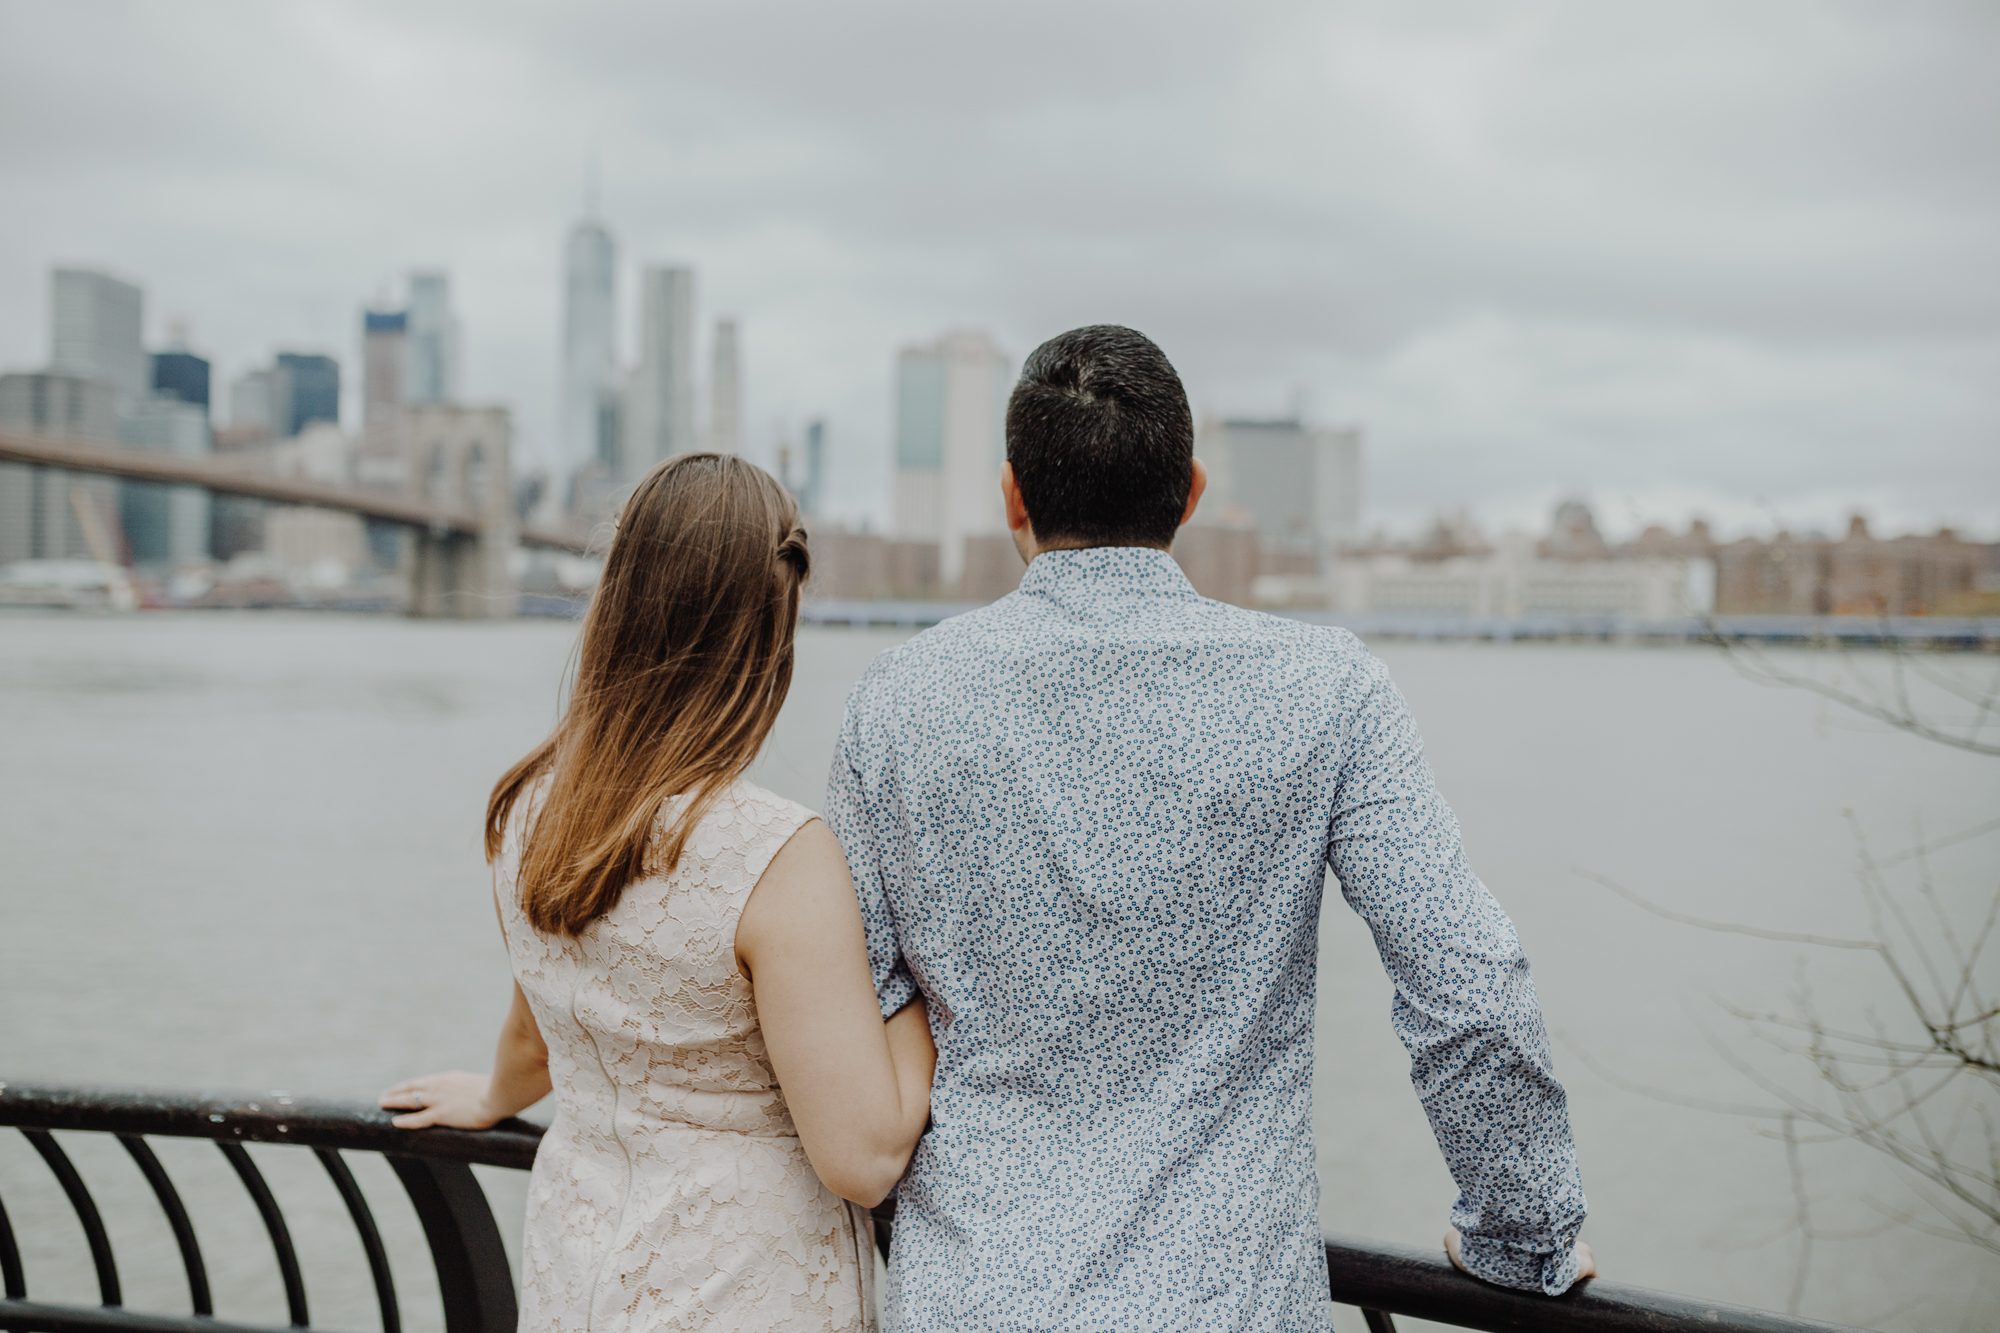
(496, 778), (877, 1331)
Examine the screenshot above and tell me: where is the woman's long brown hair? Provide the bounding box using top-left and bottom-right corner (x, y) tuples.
(485, 453), (810, 937)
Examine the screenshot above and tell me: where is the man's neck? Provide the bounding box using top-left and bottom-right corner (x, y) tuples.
(1012, 531), (1170, 564)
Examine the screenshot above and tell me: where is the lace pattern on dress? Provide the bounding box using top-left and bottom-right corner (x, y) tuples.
(498, 778), (877, 1332)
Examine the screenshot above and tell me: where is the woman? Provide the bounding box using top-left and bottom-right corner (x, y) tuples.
(380, 454), (934, 1332)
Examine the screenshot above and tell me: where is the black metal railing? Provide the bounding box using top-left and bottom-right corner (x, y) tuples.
(0, 1082), (1866, 1333)
(0, 1083), (535, 1333)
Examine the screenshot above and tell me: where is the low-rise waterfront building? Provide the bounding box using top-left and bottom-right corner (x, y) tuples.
(1172, 520), (1259, 606)
(1715, 516), (1994, 616)
(1325, 535), (1704, 619)
(959, 534), (1024, 604)
(1302, 504), (1717, 618)
(801, 523), (947, 602)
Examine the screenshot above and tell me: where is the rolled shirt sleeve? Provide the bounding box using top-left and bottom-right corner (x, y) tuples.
(824, 678), (919, 1019)
(1327, 658), (1588, 1295)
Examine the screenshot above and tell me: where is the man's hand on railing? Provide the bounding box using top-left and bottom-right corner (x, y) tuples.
(1443, 1225), (1597, 1287)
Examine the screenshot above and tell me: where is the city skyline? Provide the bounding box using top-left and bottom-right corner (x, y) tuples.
(7, 246), (1988, 549)
(0, 3), (1993, 541)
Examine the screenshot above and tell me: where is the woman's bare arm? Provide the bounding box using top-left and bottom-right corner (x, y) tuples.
(379, 980), (552, 1129)
(736, 818), (937, 1206)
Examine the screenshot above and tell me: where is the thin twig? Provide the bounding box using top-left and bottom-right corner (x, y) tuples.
(1574, 870), (1881, 949)
(1783, 1114), (1813, 1315)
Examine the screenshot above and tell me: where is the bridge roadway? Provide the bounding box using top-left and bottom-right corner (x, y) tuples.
(0, 430), (591, 554)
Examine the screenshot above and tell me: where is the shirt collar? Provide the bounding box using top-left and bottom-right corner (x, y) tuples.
(1015, 545), (1197, 602)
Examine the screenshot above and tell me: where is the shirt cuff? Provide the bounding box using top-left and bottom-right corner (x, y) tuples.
(876, 970), (917, 1020)
(1455, 1232), (1582, 1295)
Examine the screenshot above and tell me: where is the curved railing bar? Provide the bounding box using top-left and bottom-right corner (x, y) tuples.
(0, 1084), (541, 1169)
(215, 1144), (307, 1328)
(0, 1191), (25, 1300)
(1321, 1233), (1867, 1333)
(313, 1149), (399, 1333)
(384, 1156), (517, 1333)
(115, 1137), (211, 1317)
(22, 1131), (121, 1308)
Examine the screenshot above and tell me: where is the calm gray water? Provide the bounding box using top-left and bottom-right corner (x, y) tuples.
(2, 612), (1995, 1330)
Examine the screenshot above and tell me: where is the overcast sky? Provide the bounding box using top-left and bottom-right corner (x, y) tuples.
(3, 1), (1994, 538)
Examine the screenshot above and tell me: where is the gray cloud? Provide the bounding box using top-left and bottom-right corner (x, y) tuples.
(1, 0), (1993, 537)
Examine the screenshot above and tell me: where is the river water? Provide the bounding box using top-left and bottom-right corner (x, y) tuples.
(2, 611), (1995, 1330)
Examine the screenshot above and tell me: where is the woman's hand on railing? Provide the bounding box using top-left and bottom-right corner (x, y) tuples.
(1443, 1225), (1597, 1285)
(379, 1071), (505, 1129)
(381, 983), (553, 1130)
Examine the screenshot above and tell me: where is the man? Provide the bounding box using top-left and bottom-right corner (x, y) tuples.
(826, 326), (1590, 1331)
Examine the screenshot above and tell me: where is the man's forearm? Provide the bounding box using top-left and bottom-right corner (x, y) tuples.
(1402, 979), (1587, 1294)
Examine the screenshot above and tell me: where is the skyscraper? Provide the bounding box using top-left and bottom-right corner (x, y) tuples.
(229, 369), (275, 433)
(273, 352), (340, 437)
(5, 268), (140, 565)
(624, 266), (695, 483)
(707, 318), (740, 455)
(132, 325), (213, 567)
(1193, 418), (1362, 569)
(359, 310), (408, 489)
(119, 397), (210, 566)
(800, 417), (826, 517)
(49, 268), (145, 407)
(561, 215), (619, 481)
(892, 330), (1010, 587)
(405, 270), (458, 406)
(151, 351), (210, 413)
(0, 372), (119, 564)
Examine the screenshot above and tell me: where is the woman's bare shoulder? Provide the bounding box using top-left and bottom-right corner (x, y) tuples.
(757, 814), (849, 888)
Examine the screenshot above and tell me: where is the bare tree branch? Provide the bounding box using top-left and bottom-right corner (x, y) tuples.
(1706, 620), (2000, 756)
(1572, 869), (1880, 950)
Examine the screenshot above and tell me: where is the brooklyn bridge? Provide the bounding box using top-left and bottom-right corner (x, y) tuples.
(0, 429), (592, 618)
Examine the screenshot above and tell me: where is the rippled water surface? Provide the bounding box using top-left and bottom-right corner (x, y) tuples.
(3, 610), (1994, 1329)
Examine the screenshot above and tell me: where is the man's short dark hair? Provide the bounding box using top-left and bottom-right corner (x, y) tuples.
(1006, 325), (1195, 549)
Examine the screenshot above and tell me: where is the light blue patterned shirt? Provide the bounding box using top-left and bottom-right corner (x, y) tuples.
(826, 547), (1586, 1331)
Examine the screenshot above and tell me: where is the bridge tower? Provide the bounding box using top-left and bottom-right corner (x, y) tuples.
(403, 404), (517, 618)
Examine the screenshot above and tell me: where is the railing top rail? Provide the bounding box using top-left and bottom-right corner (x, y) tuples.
(1322, 1234), (1868, 1333)
(0, 1082), (544, 1170)
(1, 1081), (1872, 1333)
